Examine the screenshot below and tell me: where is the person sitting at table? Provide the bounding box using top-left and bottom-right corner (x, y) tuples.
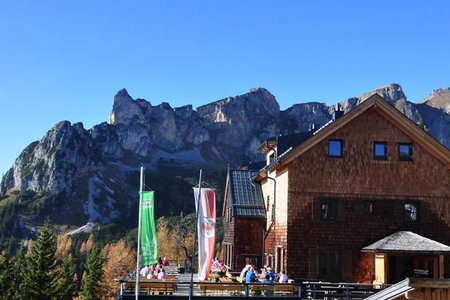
(239, 258), (252, 279)
(162, 257), (170, 267)
(278, 270), (288, 283)
(266, 267), (275, 281)
(245, 266), (256, 283)
(158, 268), (168, 280)
(259, 266), (267, 280)
(218, 261), (227, 277)
(147, 264), (156, 279)
(140, 265), (150, 277)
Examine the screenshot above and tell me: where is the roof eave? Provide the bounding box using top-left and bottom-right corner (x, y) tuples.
(361, 249), (450, 254)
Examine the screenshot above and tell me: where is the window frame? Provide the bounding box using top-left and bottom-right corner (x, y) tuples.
(328, 139), (343, 158)
(373, 141), (388, 160)
(398, 143), (413, 161)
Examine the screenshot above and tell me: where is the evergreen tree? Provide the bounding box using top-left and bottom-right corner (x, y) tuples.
(418, 117), (427, 131)
(54, 255), (77, 300)
(12, 246), (27, 300)
(21, 220), (58, 299)
(0, 251), (14, 300)
(82, 246), (104, 300)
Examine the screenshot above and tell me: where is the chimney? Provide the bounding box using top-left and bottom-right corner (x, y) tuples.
(333, 103), (344, 121)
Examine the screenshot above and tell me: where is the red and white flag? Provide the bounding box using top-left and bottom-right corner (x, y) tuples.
(193, 188), (216, 280)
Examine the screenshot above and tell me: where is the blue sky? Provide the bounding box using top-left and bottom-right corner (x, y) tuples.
(1, 0), (449, 175)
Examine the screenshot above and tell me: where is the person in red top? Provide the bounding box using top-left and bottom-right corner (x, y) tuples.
(162, 257), (170, 267)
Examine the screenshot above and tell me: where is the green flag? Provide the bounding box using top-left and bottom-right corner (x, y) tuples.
(140, 191), (157, 266)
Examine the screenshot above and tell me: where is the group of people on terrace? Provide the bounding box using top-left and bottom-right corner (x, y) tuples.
(210, 257), (289, 284)
(140, 257), (170, 280)
(240, 263), (289, 284)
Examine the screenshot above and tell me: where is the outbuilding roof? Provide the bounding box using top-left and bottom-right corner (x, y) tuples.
(362, 231), (450, 253)
(226, 169), (266, 218)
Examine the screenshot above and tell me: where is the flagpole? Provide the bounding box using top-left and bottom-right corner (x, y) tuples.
(135, 166), (144, 300)
(189, 169), (202, 300)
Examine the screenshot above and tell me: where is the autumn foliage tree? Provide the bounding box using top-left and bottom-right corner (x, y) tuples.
(99, 239), (136, 300)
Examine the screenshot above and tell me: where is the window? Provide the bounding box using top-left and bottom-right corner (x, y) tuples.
(271, 204), (275, 222)
(227, 207), (232, 222)
(320, 200), (336, 220)
(266, 195), (270, 211)
(328, 140), (342, 157)
(319, 250), (341, 281)
(374, 142), (387, 160)
(399, 143), (412, 161)
(405, 203), (417, 221)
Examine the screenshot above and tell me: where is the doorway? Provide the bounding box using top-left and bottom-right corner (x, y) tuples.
(388, 255), (414, 284)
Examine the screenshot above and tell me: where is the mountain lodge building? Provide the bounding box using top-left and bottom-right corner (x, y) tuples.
(222, 94), (450, 284)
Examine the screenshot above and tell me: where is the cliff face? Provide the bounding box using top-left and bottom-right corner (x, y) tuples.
(417, 88), (450, 148)
(1, 83), (449, 225)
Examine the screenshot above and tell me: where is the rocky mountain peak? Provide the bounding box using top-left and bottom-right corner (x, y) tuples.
(421, 87), (450, 113)
(109, 89), (149, 126)
(1, 84), (449, 226)
(338, 83), (419, 122)
(351, 83), (406, 106)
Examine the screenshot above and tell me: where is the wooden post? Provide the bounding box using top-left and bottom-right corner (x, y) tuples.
(433, 256), (438, 278)
(374, 253), (387, 284)
(438, 255), (444, 279)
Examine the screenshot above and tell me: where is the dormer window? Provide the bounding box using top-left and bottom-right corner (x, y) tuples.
(399, 143), (412, 161)
(328, 140), (342, 158)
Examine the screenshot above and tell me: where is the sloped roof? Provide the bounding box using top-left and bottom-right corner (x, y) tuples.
(276, 131), (314, 156)
(362, 231), (450, 253)
(227, 170), (266, 218)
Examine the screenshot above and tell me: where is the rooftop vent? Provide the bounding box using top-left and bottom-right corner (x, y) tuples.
(333, 103), (344, 121)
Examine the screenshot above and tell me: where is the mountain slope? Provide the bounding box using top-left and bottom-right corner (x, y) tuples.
(0, 84), (449, 230)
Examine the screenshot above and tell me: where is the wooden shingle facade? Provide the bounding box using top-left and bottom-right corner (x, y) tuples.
(253, 94), (450, 283)
(222, 169), (266, 270)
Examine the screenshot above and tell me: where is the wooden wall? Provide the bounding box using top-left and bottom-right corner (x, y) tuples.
(266, 109), (450, 282)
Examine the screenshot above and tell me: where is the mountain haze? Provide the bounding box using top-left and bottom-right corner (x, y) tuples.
(1, 84), (449, 230)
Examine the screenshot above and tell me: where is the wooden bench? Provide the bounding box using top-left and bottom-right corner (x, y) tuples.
(248, 283), (296, 296)
(274, 283), (297, 295)
(197, 283), (244, 295)
(125, 279), (176, 295)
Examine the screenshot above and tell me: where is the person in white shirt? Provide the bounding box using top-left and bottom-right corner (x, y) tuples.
(140, 265), (150, 277)
(278, 271), (288, 283)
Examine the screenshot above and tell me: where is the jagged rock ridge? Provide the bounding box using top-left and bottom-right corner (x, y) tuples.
(1, 84), (449, 226)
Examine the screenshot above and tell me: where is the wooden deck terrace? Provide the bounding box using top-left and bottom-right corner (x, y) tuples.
(116, 278), (386, 299)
